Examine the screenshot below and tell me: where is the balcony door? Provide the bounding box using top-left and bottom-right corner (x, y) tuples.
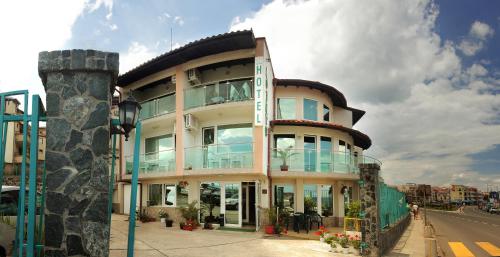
(304, 136), (316, 172)
(202, 127), (215, 168)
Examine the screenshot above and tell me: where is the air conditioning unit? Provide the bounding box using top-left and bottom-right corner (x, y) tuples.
(187, 68), (201, 85)
(171, 75), (176, 84)
(183, 113), (198, 131)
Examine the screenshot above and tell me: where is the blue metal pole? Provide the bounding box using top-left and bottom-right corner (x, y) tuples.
(37, 161), (46, 257)
(0, 95), (6, 195)
(127, 122), (142, 257)
(15, 92), (29, 257)
(108, 133), (117, 225)
(26, 95), (40, 257)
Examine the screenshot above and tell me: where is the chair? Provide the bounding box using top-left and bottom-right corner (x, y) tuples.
(292, 212), (310, 233)
(308, 212), (323, 230)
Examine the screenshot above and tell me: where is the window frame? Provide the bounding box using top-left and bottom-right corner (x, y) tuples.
(323, 104), (330, 122)
(303, 98), (318, 121)
(276, 97), (297, 120)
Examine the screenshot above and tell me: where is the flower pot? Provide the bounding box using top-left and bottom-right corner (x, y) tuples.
(352, 248), (360, 256)
(280, 165), (288, 171)
(320, 237), (325, 243)
(342, 247), (349, 254)
(160, 218), (166, 223)
(265, 225), (275, 234)
(165, 220), (173, 227)
(330, 244), (339, 253)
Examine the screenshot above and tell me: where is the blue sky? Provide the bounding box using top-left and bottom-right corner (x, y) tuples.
(0, 0), (499, 189)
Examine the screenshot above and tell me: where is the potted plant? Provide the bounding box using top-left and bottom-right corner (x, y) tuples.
(350, 234), (361, 255)
(180, 200), (199, 231)
(304, 196), (317, 214)
(338, 233), (350, 254)
(264, 208), (277, 234)
(277, 146), (296, 171)
(158, 209), (168, 223)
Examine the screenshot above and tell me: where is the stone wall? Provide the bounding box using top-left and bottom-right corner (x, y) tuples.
(39, 49), (118, 257)
(359, 163), (380, 257)
(379, 214), (411, 255)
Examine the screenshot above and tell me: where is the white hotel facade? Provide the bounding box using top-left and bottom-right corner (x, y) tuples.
(115, 30), (377, 229)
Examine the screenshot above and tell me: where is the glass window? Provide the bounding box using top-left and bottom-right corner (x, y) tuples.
(303, 99), (318, 121)
(321, 185), (333, 216)
(148, 184), (162, 206)
(177, 184), (189, 207)
(200, 182), (221, 223)
(274, 134), (295, 149)
(274, 185), (295, 213)
(277, 98), (296, 119)
(323, 105), (330, 121)
(339, 140), (346, 153)
(304, 184), (318, 214)
(164, 184), (176, 206)
(217, 124), (253, 151)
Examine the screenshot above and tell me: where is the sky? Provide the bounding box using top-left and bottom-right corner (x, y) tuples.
(0, 0), (499, 190)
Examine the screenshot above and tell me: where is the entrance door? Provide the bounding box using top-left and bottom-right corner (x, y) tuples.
(304, 136), (316, 172)
(242, 182), (256, 225)
(255, 181), (261, 231)
(224, 183), (241, 226)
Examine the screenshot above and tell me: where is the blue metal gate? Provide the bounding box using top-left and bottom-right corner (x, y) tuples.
(0, 90), (46, 257)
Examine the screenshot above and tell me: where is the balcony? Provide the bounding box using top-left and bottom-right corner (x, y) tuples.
(271, 148), (380, 175)
(139, 94), (176, 120)
(184, 78), (253, 110)
(125, 149), (175, 175)
(184, 143), (253, 172)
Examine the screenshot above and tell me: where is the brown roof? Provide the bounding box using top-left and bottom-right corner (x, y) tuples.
(274, 79), (365, 125)
(117, 30), (256, 86)
(270, 119), (372, 149)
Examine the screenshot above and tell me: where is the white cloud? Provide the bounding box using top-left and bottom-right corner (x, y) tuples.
(231, 0), (500, 188)
(469, 21), (494, 40)
(120, 42), (158, 74)
(457, 21), (494, 56)
(174, 16), (184, 26)
(109, 24), (118, 31)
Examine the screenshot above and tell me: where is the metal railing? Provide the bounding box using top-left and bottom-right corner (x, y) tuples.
(125, 149), (176, 174)
(184, 78), (254, 110)
(271, 148), (381, 174)
(139, 93), (176, 120)
(184, 142), (253, 170)
(378, 183), (409, 229)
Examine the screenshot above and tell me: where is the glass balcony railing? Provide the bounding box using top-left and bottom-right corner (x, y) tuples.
(184, 78), (253, 110)
(271, 148), (381, 174)
(125, 149), (176, 175)
(139, 94), (176, 120)
(184, 143), (253, 170)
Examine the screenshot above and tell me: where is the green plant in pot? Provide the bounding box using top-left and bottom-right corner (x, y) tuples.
(277, 146), (296, 171)
(158, 209), (168, 223)
(262, 207), (277, 234)
(304, 196), (317, 214)
(180, 200), (199, 230)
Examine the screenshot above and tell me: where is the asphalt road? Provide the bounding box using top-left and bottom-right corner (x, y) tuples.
(426, 206), (500, 257)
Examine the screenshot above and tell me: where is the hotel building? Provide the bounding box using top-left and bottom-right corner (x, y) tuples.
(116, 30), (378, 229)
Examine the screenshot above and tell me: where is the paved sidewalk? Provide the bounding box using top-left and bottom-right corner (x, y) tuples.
(385, 218), (425, 256)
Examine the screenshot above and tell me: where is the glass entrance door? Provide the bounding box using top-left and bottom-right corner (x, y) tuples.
(224, 183), (240, 225)
(304, 136), (316, 172)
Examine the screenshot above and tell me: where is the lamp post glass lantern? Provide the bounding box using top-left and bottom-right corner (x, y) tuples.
(118, 94), (141, 141)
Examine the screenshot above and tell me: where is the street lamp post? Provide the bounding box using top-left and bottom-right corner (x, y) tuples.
(112, 94), (142, 257)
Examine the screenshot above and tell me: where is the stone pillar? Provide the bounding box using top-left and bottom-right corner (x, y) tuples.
(39, 50), (118, 257)
(359, 163), (380, 257)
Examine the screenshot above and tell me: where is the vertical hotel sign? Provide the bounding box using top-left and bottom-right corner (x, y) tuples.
(254, 56), (265, 126)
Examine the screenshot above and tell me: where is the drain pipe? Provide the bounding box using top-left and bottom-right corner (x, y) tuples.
(267, 78), (277, 207)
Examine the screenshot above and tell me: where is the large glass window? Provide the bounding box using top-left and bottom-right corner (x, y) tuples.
(177, 184), (189, 207)
(164, 184), (176, 206)
(200, 182), (221, 223)
(321, 185), (333, 217)
(274, 134), (295, 149)
(277, 98), (296, 119)
(274, 185), (295, 213)
(217, 124), (253, 151)
(303, 99), (318, 121)
(323, 104), (330, 121)
(145, 134), (174, 159)
(304, 184), (318, 214)
(148, 184), (162, 206)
